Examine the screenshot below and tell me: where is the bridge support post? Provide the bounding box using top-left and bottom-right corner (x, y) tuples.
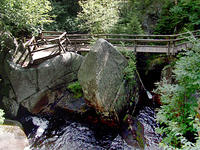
(27, 46), (33, 64)
(75, 41), (77, 52)
(133, 41), (137, 53)
(172, 41), (175, 55)
(167, 41), (171, 55)
(65, 34), (68, 51)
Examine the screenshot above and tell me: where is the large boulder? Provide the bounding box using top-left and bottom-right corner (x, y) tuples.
(78, 39), (137, 121)
(1, 52), (83, 116)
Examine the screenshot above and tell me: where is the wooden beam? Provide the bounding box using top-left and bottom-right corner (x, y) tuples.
(31, 44), (59, 53)
(42, 31), (63, 34)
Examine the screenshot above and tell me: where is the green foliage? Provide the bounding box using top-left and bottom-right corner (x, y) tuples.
(67, 81), (83, 99)
(119, 48), (136, 87)
(45, 0), (82, 33)
(154, 0), (200, 34)
(0, 109), (5, 125)
(77, 0), (120, 34)
(0, 0), (52, 36)
(128, 0), (166, 33)
(111, 1), (143, 34)
(155, 37), (200, 149)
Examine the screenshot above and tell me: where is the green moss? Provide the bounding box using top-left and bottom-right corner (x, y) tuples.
(67, 81), (83, 98)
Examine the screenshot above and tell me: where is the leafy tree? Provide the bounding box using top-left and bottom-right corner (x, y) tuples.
(154, 0), (200, 34)
(0, 0), (52, 36)
(111, 1), (143, 34)
(77, 0), (120, 34)
(128, 0), (166, 33)
(45, 0), (82, 33)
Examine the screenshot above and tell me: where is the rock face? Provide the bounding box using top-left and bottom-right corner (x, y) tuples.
(78, 39), (132, 121)
(0, 125), (29, 150)
(0, 33), (83, 117)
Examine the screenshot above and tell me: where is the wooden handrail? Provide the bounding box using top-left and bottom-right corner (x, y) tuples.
(65, 33), (176, 38)
(42, 29), (200, 38)
(58, 32), (66, 40)
(42, 31), (63, 34)
(23, 36), (35, 47)
(19, 29), (200, 67)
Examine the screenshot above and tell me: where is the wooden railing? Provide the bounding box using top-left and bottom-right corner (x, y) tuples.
(15, 36), (37, 66)
(19, 30), (200, 67)
(17, 31), (68, 67)
(40, 30), (200, 54)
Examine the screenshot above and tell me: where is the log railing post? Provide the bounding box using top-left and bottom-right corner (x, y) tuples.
(39, 31), (44, 41)
(65, 34), (68, 51)
(28, 46), (33, 64)
(75, 41), (77, 52)
(57, 39), (62, 54)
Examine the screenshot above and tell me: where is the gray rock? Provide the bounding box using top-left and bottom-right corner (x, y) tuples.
(2, 97), (19, 117)
(78, 39), (130, 120)
(0, 125), (29, 150)
(21, 86), (89, 114)
(57, 91), (89, 114)
(4, 119), (24, 130)
(8, 62), (38, 103)
(110, 135), (137, 150)
(1, 51), (83, 116)
(37, 52), (82, 90)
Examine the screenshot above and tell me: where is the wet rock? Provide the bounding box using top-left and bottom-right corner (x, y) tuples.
(20, 86), (89, 114)
(136, 107), (162, 150)
(0, 125), (29, 150)
(57, 95), (89, 114)
(122, 116), (146, 150)
(21, 88), (54, 114)
(78, 39), (130, 120)
(110, 135), (137, 150)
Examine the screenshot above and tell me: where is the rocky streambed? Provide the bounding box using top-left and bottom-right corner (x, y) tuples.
(17, 104), (161, 150)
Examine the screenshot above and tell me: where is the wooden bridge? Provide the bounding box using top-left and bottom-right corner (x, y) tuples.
(15, 30), (200, 67)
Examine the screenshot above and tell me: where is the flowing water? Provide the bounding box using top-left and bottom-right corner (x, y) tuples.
(18, 103), (162, 150)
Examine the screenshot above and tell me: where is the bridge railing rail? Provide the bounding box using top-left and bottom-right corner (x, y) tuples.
(15, 36), (37, 66)
(41, 30), (200, 54)
(20, 30), (200, 67)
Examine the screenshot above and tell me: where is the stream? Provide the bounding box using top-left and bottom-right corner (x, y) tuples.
(17, 100), (162, 150)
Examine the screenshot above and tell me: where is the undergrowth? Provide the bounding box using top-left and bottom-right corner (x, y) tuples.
(155, 35), (200, 149)
(117, 43), (136, 87)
